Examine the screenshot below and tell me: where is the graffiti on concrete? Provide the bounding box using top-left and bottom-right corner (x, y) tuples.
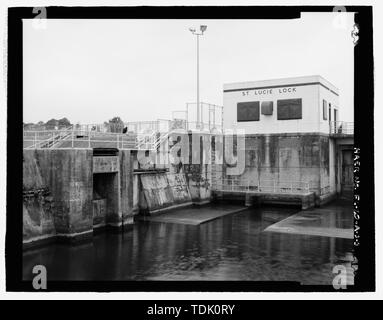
(93, 156), (119, 173)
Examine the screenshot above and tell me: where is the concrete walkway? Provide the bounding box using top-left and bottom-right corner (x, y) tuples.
(264, 203), (353, 239)
(137, 204), (248, 225)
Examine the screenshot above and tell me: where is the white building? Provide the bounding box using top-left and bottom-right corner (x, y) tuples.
(223, 75), (339, 134)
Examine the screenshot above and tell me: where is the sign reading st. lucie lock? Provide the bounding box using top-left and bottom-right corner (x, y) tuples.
(241, 86), (297, 96)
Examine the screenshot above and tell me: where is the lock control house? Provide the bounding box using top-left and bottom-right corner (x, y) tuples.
(221, 75), (353, 204)
(223, 75), (339, 134)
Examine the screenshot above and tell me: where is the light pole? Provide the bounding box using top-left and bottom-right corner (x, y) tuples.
(189, 25), (207, 129)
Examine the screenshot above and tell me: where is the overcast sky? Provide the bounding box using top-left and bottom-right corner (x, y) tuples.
(23, 12), (355, 124)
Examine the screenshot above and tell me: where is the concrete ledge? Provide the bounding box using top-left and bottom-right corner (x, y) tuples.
(192, 199), (211, 206)
(23, 218), (136, 250)
(23, 229), (94, 250)
(93, 223), (126, 234)
(319, 191), (337, 206)
(212, 190), (315, 210)
(136, 204), (248, 225)
(264, 208), (354, 239)
(142, 201), (194, 216)
(55, 230), (94, 244)
(123, 216), (134, 225)
(23, 234), (57, 251)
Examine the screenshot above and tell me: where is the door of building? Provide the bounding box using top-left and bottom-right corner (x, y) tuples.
(341, 149), (353, 198)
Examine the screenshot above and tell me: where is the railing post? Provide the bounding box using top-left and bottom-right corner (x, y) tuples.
(88, 132), (91, 148)
(71, 131), (74, 148)
(34, 132), (37, 149)
(117, 134), (119, 149)
(273, 180), (276, 193)
(290, 182), (293, 193)
(208, 104), (211, 131)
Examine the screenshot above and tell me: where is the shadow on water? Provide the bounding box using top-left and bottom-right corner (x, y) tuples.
(23, 201), (354, 284)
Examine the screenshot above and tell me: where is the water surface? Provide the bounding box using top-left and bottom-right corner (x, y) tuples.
(23, 203), (354, 284)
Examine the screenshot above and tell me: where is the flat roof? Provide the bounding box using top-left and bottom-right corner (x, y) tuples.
(223, 75), (339, 96)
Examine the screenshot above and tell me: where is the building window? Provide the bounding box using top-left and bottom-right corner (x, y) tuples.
(261, 101), (273, 115)
(237, 101), (260, 122)
(277, 98), (302, 120)
(329, 103), (332, 122)
(323, 100), (328, 120)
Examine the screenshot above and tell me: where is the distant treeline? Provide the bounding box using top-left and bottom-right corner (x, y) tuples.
(23, 118), (72, 130)
(23, 116), (125, 133)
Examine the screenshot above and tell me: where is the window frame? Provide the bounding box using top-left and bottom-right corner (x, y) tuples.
(237, 101), (260, 122)
(277, 98), (303, 120)
(323, 99), (328, 120)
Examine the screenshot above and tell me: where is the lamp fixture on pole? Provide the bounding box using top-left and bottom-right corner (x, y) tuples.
(189, 25), (207, 129)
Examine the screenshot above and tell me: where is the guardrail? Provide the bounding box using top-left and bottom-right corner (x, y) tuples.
(24, 130), (136, 149)
(24, 128), (178, 150)
(329, 121), (354, 135)
(24, 127), (73, 149)
(212, 178), (311, 194)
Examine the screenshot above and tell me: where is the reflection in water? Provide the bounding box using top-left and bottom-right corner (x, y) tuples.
(23, 204), (354, 284)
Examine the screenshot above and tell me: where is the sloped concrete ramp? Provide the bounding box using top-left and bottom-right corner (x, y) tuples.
(264, 207), (353, 239)
(137, 204), (248, 225)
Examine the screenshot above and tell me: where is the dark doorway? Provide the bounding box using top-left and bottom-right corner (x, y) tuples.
(341, 149), (353, 199)
(93, 172), (119, 226)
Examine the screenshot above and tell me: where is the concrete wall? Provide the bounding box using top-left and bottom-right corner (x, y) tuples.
(23, 149), (94, 245)
(139, 172), (192, 214)
(130, 132), (214, 209)
(39, 149), (93, 236)
(182, 133), (212, 204)
(23, 148), (137, 247)
(328, 138), (337, 193)
(23, 150), (56, 244)
(221, 133), (335, 200)
(119, 150), (135, 225)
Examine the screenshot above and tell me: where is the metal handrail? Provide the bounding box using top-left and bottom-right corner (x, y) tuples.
(24, 129), (136, 150)
(212, 178), (311, 194)
(136, 130), (157, 149)
(329, 121), (354, 135)
(25, 128), (72, 149)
